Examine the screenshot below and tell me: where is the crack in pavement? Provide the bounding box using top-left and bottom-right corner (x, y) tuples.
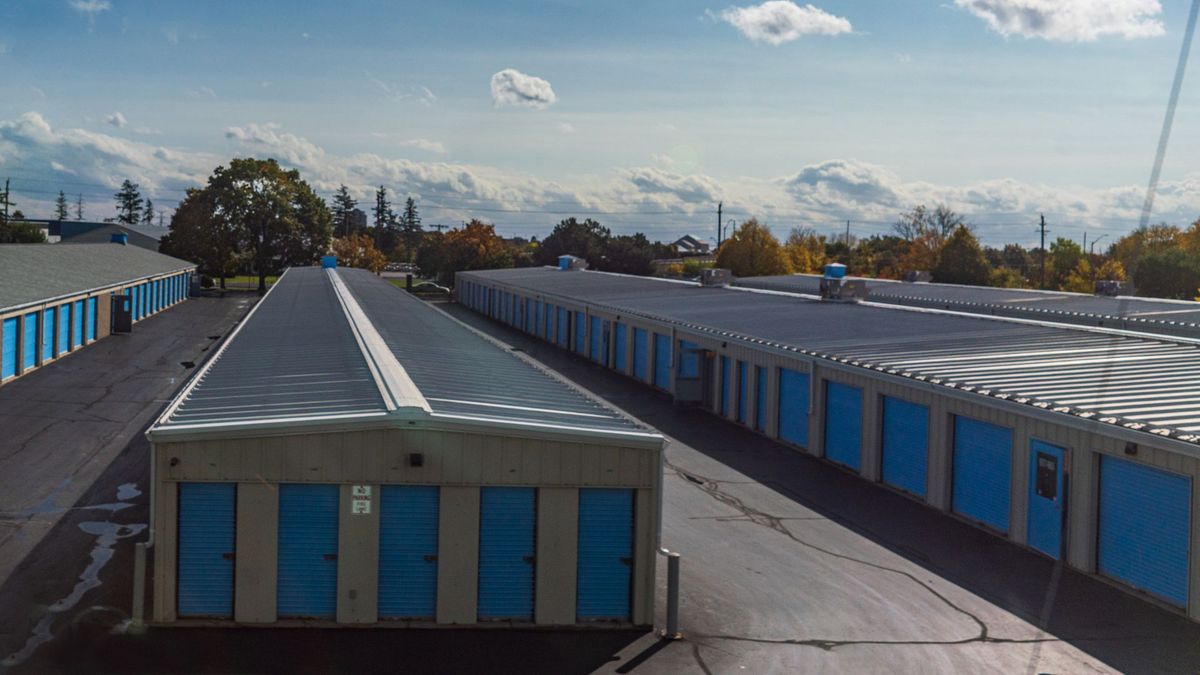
(665, 459), (993, 639)
(694, 632), (1062, 652)
(690, 640), (714, 675)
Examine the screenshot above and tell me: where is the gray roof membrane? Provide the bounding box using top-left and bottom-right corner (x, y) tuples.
(0, 243), (195, 313)
(156, 266), (651, 440)
(462, 267), (1200, 445)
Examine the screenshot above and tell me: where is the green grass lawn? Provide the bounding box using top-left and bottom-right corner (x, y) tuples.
(212, 275), (280, 291)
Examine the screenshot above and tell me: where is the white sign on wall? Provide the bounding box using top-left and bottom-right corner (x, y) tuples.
(351, 485), (372, 515)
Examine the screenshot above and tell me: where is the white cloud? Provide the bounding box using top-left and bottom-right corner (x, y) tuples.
(399, 138), (446, 154)
(0, 43), (9, 55)
(490, 69), (557, 109)
(954, 0), (1165, 42)
(718, 1), (852, 45)
(68, 0), (111, 14)
(186, 86), (216, 99)
(105, 111), (127, 128)
(895, 52), (913, 63)
(366, 75), (437, 107)
(301, 32), (310, 40)
(557, 122), (576, 134)
(165, 29), (178, 45)
(625, 167), (722, 203)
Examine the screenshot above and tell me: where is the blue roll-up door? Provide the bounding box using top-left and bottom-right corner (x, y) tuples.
(514, 295), (523, 328)
(177, 483), (236, 617)
(881, 397), (929, 498)
(42, 309), (54, 361)
(71, 300), (83, 347)
(777, 365), (806, 444)
(614, 323), (628, 372)
(824, 381), (862, 471)
(534, 301), (542, 337)
(86, 297), (97, 341)
(737, 361), (749, 424)
(755, 366), (767, 431)
(543, 303), (553, 341)
(277, 484), (339, 618)
(1, 317), (16, 379)
(22, 312), (37, 369)
(1098, 456), (1190, 606)
(378, 486), (439, 619)
(720, 356), (731, 416)
(577, 489), (634, 621)
(1027, 440), (1065, 559)
(952, 416), (1012, 533)
(632, 328), (649, 381)
(557, 308), (569, 348)
(590, 316), (603, 362)
(56, 305), (69, 353)
(478, 487), (535, 620)
(678, 340), (699, 379)
(131, 286), (139, 321)
(653, 333), (670, 389)
(574, 312), (586, 353)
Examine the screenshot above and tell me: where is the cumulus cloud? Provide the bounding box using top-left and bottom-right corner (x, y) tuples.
(626, 167), (722, 203)
(490, 69), (557, 109)
(557, 122), (576, 134)
(954, 0), (1165, 42)
(399, 138), (446, 154)
(105, 111), (127, 128)
(718, 1), (852, 45)
(68, 0), (111, 14)
(187, 86), (216, 99)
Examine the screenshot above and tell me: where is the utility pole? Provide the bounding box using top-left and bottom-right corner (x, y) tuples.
(1, 178), (9, 225)
(716, 202), (723, 250)
(1038, 213), (1048, 290)
(845, 220), (851, 247)
(1082, 231), (1087, 256)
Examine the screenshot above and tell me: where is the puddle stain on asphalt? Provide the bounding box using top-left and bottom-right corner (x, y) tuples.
(1, 484), (144, 670)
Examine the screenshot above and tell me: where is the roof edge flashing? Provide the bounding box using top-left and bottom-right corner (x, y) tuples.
(327, 267), (431, 414)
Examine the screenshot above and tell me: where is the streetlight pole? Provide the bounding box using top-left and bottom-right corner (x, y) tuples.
(1089, 234), (1108, 256)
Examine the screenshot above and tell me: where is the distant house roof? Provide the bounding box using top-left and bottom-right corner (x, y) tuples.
(38, 220), (170, 245)
(0, 243), (196, 313)
(59, 224), (163, 250)
(673, 235), (709, 252)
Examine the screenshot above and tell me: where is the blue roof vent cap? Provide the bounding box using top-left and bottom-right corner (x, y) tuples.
(321, 255), (337, 269)
(111, 233), (129, 245)
(823, 263), (846, 279)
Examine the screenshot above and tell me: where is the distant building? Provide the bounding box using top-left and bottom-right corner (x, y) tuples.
(23, 220), (169, 252)
(672, 235), (710, 256)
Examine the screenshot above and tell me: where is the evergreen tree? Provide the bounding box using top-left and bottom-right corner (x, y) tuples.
(75, 193), (84, 220)
(143, 198), (155, 225)
(400, 196), (424, 259)
(933, 226), (991, 286)
(373, 185), (396, 249)
(331, 184), (357, 237)
(54, 191), (70, 220)
(114, 179), (143, 225)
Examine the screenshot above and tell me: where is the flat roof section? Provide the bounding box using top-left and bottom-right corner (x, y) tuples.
(0, 243), (196, 313)
(152, 266), (655, 443)
(463, 267), (1200, 446)
(339, 268), (651, 435)
(160, 268), (390, 429)
(736, 274), (1200, 337)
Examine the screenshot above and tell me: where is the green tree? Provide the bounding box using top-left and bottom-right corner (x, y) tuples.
(989, 267), (1027, 288)
(1048, 237), (1084, 289)
(399, 196), (423, 259)
(535, 217), (610, 265)
(143, 198), (155, 225)
(1133, 249), (1200, 299)
(332, 232), (387, 273)
(785, 227), (827, 273)
(417, 220), (513, 284)
(331, 184), (357, 238)
(1108, 223), (1180, 278)
(75, 193), (84, 220)
(933, 226), (990, 285)
(372, 185), (397, 252)
(598, 233), (668, 276)
(715, 219), (792, 277)
(114, 179), (143, 225)
(894, 204), (964, 243)
(160, 188), (244, 289)
(54, 191), (69, 220)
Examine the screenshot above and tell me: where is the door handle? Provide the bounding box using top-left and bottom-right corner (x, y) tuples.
(323, 553), (338, 561)
(522, 555), (536, 565)
(423, 554), (438, 563)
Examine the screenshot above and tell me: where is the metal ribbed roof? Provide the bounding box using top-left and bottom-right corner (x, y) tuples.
(153, 266), (652, 442)
(0, 243), (195, 313)
(736, 274), (1200, 338)
(162, 268), (389, 427)
(338, 268), (648, 434)
(462, 267), (1200, 446)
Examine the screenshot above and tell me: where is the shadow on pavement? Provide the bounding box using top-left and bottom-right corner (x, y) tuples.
(442, 301), (1200, 675)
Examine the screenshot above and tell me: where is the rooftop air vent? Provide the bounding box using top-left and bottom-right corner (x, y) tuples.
(700, 268), (732, 287)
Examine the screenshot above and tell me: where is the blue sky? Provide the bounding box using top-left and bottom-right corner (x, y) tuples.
(1, 0), (1197, 247)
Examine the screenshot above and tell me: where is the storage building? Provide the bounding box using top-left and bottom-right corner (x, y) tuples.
(459, 266), (1200, 620)
(0, 242), (196, 386)
(737, 273), (1200, 338)
(145, 265), (663, 627)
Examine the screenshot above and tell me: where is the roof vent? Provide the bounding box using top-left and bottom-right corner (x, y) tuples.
(321, 255), (337, 269)
(700, 268), (732, 287)
(819, 264), (869, 303)
(558, 255), (588, 271)
(111, 233), (129, 245)
(1094, 280), (1126, 296)
(904, 270), (932, 283)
